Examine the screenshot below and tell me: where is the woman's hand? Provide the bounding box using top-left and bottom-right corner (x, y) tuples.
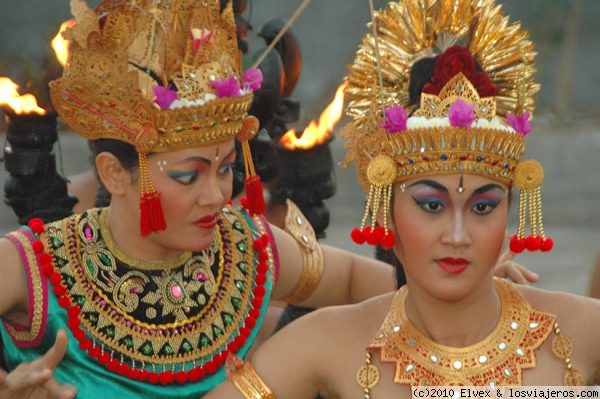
(0, 330), (76, 399)
(493, 249), (539, 284)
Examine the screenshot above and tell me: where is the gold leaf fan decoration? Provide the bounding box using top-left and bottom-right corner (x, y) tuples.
(345, 0), (539, 129)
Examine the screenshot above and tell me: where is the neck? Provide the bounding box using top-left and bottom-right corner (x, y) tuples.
(106, 203), (185, 262)
(404, 275), (500, 347)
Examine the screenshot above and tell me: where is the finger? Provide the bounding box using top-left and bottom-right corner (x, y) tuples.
(39, 330), (69, 369)
(517, 264), (539, 283)
(44, 378), (77, 399)
(504, 262), (528, 285)
(4, 368), (52, 390)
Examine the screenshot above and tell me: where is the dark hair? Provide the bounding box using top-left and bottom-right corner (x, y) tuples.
(408, 56), (438, 107)
(88, 139), (139, 172)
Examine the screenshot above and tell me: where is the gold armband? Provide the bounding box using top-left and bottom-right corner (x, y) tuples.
(226, 356), (277, 399)
(280, 199), (324, 304)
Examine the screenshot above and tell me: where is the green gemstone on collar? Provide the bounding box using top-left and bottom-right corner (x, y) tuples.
(52, 236), (63, 248)
(200, 333), (212, 348)
(237, 261), (248, 274)
(98, 252), (112, 267)
(231, 297), (242, 311)
(181, 340), (193, 353)
(222, 312), (234, 326)
(141, 341), (154, 355)
(236, 240), (248, 253)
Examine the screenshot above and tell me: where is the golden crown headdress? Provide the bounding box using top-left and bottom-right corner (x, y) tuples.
(50, 0), (265, 235)
(343, 0), (553, 254)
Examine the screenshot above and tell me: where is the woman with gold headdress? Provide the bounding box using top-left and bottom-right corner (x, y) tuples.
(0, 0), (401, 397)
(205, 1), (600, 397)
(0, 1), (540, 398)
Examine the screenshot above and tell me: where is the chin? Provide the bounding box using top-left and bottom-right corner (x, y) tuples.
(170, 227), (215, 252)
(420, 269), (484, 303)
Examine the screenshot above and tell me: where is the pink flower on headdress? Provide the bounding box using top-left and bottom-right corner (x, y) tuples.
(191, 28), (214, 52)
(152, 86), (178, 110)
(506, 111), (531, 136)
(242, 68), (263, 91)
(448, 99), (475, 128)
(379, 105), (407, 133)
(210, 77), (241, 98)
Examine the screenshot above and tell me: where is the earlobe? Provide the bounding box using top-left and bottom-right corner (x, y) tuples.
(95, 153), (132, 197)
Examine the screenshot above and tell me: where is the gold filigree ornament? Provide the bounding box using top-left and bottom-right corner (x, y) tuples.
(357, 351), (380, 395)
(366, 279), (557, 389)
(350, 154), (397, 250)
(50, 0), (264, 235)
(343, 0), (554, 254)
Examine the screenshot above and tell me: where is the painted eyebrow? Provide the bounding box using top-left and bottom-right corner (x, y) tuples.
(470, 183), (505, 198)
(408, 179), (448, 193)
(173, 148), (236, 166)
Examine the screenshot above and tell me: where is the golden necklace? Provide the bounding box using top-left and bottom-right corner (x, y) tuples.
(360, 279), (556, 388)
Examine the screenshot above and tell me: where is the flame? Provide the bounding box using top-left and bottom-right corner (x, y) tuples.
(51, 19), (76, 67)
(280, 81), (348, 150)
(0, 78), (46, 115)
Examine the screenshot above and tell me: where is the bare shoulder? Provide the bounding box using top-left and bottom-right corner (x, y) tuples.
(289, 291), (394, 336)
(517, 283), (600, 321)
(256, 292), (394, 361)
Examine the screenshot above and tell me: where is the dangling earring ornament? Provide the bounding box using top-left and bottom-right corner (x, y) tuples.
(139, 152), (167, 236)
(237, 116), (265, 216)
(351, 154), (396, 249)
(510, 159), (553, 253)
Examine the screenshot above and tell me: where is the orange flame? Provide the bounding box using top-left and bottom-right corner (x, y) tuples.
(51, 19), (76, 67)
(280, 81), (348, 150)
(0, 78), (46, 115)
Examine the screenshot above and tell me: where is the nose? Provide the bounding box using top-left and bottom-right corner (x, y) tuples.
(441, 210), (472, 248)
(196, 175), (225, 208)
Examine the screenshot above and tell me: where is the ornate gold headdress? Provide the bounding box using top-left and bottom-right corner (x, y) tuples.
(50, 0), (265, 235)
(343, 0), (553, 253)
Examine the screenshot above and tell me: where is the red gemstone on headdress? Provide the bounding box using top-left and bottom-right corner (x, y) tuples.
(541, 237), (554, 252)
(509, 235), (526, 254)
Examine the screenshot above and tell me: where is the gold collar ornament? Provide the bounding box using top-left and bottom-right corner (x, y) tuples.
(368, 279), (556, 387)
(50, 0), (264, 235)
(343, 0), (554, 254)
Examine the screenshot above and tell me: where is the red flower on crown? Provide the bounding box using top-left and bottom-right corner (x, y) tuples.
(422, 45), (497, 98)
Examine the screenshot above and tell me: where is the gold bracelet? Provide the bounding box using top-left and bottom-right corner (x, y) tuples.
(280, 199), (324, 304)
(226, 356), (277, 399)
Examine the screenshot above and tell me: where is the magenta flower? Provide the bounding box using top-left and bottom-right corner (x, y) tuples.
(152, 86), (178, 110)
(210, 77), (241, 98)
(448, 99), (475, 128)
(506, 111), (531, 136)
(379, 105), (407, 133)
(242, 68), (263, 91)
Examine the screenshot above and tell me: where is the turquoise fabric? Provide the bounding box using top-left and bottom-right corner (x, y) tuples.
(1, 213), (273, 398)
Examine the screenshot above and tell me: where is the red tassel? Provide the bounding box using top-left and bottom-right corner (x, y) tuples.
(381, 232), (395, 249)
(244, 175), (265, 215)
(509, 235), (526, 254)
(140, 192), (166, 236)
(541, 237), (554, 252)
(350, 228), (365, 244)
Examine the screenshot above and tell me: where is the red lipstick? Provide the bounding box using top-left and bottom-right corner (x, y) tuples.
(194, 213), (219, 229)
(435, 257), (469, 274)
